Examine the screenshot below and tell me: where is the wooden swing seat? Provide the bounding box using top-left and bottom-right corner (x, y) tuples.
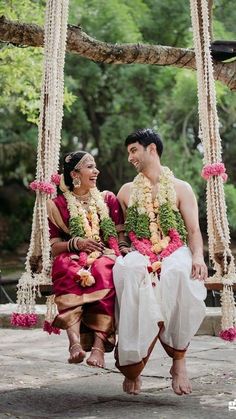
(205, 282), (236, 291)
(38, 280), (236, 296)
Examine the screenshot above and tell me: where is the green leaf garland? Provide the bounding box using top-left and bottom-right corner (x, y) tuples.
(69, 215), (85, 237)
(159, 202), (177, 235)
(125, 205), (138, 234)
(135, 213), (151, 238)
(174, 210), (187, 243)
(100, 217), (117, 243)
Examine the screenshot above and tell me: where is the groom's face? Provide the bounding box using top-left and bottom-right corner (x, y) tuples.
(127, 142), (150, 173)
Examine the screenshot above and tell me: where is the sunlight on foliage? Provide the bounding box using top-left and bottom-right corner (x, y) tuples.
(1, 0), (236, 243)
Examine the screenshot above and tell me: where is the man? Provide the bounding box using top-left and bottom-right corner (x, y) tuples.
(113, 128), (207, 396)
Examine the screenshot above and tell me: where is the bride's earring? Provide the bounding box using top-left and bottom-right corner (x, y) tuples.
(73, 177), (81, 187)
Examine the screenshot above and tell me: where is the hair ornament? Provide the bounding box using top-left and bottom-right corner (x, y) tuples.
(65, 154), (72, 163)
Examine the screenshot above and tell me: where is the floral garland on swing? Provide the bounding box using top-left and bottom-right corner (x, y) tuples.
(125, 167), (187, 273)
(64, 187), (120, 286)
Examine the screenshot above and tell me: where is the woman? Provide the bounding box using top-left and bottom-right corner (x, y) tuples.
(47, 151), (124, 368)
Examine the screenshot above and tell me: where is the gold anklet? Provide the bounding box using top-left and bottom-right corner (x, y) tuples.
(91, 346), (104, 353)
(69, 342), (82, 351)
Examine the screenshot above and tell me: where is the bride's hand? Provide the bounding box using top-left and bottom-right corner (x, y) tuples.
(76, 238), (104, 253)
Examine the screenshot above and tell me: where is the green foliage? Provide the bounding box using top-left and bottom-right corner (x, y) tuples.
(0, 0), (76, 187)
(1, 0), (236, 250)
(213, 1), (236, 39)
(3, 214), (31, 250)
(0, 0), (45, 23)
(225, 184), (236, 233)
(141, 0), (192, 47)
(0, 191), (34, 250)
(0, 44), (43, 124)
(0, 1), (44, 122)
(69, 0), (148, 42)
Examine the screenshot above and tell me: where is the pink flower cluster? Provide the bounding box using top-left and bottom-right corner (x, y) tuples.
(43, 320), (61, 335)
(159, 229), (183, 259)
(219, 327), (236, 342)
(129, 232), (158, 263)
(129, 229), (183, 264)
(78, 251), (88, 267)
(51, 173), (61, 186)
(108, 236), (121, 256)
(201, 163), (227, 182)
(30, 180), (56, 195)
(11, 312), (38, 327)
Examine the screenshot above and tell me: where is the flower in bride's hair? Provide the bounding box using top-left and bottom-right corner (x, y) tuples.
(65, 154), (72, 163)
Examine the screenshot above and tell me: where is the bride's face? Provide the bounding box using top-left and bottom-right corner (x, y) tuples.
(73, 157), (99, 190)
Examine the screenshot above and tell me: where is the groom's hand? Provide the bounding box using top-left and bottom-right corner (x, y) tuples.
(120, 246), (132, 255)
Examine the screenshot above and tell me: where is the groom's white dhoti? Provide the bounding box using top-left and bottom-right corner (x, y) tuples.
(113, 246), (206, 379)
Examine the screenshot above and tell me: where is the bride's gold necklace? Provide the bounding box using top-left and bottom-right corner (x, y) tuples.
(72, 191), (91, 205)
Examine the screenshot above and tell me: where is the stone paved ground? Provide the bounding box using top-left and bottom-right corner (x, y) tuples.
(0, 329), (235, 419)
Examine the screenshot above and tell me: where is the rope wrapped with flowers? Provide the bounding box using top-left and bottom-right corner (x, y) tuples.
(11, 0), (69, 329)
(190, 0), (236, 341)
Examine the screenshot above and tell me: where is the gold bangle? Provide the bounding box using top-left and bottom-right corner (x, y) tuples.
(118, 241), (129, 248)
(67, 238), (73, 252)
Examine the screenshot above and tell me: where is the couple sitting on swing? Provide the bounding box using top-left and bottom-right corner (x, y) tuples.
(47, 128), (207, 396)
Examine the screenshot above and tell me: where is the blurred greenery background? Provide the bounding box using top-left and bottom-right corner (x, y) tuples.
(0, 0), (236, 256)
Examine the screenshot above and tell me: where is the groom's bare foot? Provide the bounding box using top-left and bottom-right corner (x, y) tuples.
(170, 358), (192, 395)
(123, 376), (142, 395)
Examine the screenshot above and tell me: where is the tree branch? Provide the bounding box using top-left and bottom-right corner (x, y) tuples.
(0, 16), (235, 91)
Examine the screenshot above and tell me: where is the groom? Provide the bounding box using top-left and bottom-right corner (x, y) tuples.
(114, 128), (207, 396)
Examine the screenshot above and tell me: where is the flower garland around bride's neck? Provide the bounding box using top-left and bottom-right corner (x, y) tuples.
(125, 167), (187, 269)
(64, 187), (120, 286)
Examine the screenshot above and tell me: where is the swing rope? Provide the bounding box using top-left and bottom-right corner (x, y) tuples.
(11, 0), (69, 328)
(190, 0), (236, 340)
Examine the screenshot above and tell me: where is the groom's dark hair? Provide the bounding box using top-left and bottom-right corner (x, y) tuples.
(125, 128), (163, 157)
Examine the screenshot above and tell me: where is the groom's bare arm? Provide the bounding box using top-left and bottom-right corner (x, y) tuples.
(117, 182), (132, 217)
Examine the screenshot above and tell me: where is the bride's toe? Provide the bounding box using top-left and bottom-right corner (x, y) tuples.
(86, 346), (105, 368)
(68, 342), (86, 364)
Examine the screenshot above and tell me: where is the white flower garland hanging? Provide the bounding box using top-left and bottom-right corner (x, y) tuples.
(190, 0), (236, 340)
(11, 0), (69, 328)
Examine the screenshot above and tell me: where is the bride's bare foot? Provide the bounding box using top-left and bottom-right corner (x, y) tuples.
(86, 346), (105, 368)
(123, 376), (142, 395)
(170, 358), (192, 395)
(68, 342), (86, 364)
